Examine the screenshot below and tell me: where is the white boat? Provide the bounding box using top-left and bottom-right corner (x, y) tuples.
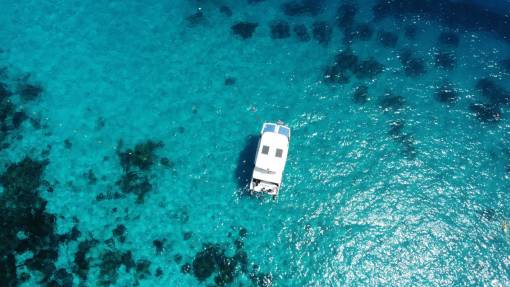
(249, 121), (290, 198)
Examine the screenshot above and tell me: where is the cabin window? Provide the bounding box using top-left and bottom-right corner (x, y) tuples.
(262, 145), (270, 155)
(275, 148), (283, 158)
(263, 124), (276, 133)
(278, 126), (290, 138)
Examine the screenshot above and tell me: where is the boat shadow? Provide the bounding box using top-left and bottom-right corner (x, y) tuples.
(234, 135), (258, 195)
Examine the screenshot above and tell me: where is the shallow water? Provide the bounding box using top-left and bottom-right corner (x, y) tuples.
(0, 0), (510, 286)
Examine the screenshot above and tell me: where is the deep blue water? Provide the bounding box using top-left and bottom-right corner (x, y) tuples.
(0, 0), (510, 286)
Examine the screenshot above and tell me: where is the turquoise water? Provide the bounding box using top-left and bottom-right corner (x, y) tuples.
(1, 0), (510, 286)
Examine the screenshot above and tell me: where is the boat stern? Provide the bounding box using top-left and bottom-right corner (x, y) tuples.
(249, 178), (279, 197)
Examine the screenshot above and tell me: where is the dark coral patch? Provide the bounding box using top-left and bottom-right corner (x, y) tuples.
(387, 120), (416, 159)
(377, 31), (398, 48)
(213, 257), (237, 285)
(112, 224), (127, 243)
(115, 139), (162, 202)
(64, 139), (72, 149)
(183, 231), (193, 241)
(323, 65), (349, 84)
(0, 157), (64, 285)
(18, 83), (43, 101)
(399, 50), (426, 77)
(97, 249), (141, 286)
(219, 5), (233, 17)
(438, 31), (460, 47)
(118, 140), (164, 171)
(192, 244), (222, 281)
(58, 225), (81, 243)
(224, 77), (236, 86)
(0, 82), (11, 100)
(480, 208), (496, 221)
(282, 0), (323, 16)
(293, 24), (310, 41)
(400, 134), (417, 159)
(98, 250), (124, 285)
(353, 58), (384, 79)
(231, 22), (258, 39)
(250, 272), (273, 287)
(334, 50), (359, 71)
(186, 9), (205, 26)
(181, 263), (192, 273)
(234, 251), (248, 273)
(435, 52), (456, 70)
(29, 118), (41, 130)
(96, 117), (105, 130)
(160, 156), (174, 167)
(500, 58), (510, 72)
(270, 20), (291, 39)
(379, 93), (405, 111)
(475, 78), (510, 106)
(0, 254), (17, 287)
(388, 120), (405, 138)
(12, 111), (27, 128)
(312, 21), (332, 45)
(435, 82), (457, 103)
(117, 171), (152, 203)
(121, 251), (136, 271)
(85, 169), (97, 184)
(190, 243), (245, 285)
(155, 267), (163, 277)
(135, 259), (151, 280)
(344, 23), (374, 43)
(336, 3), (357, 28)
(153, 239), (164, 253)
(0, 96), (14, 115)
(469, 103), (501, 122)
(239, 227), (248, 238)
(0, 157), (47, 210)
(404, 25), (418, 39)
(175, 235), (271, 286)
(372, 0), (510, 42)
(0, 97), (15, 133)
(323, 50), (360, 84)
(47, 268), (74, 287)
(234, 238), (244, 250)
(73, 240), (97, 280)
(353, 85), (369, 104)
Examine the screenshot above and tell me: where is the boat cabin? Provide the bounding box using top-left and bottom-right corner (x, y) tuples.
(249, 122), (290, 197)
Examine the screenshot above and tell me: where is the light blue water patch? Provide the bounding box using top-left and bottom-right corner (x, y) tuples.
(0, 0), (510, 286)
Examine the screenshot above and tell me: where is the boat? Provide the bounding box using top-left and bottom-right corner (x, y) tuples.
(249, 121), (290, 198)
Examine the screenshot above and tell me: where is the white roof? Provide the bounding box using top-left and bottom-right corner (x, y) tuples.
(252, 128), (289, 185)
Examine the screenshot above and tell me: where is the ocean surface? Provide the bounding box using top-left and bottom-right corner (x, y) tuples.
(1, 0), (510, 286)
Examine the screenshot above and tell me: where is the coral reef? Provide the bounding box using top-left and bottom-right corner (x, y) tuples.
(281, 0), (324, 16)
(399, 50), (426, 77)
(336, 3), (357, 28)
(231, 22), (258, 39)
(293, 24), (310, 41)
(116, 140), (164, 203)
(377, 30), (399, 48)
(435, 52), (456, 70)
(435, 82), (457, 103)
(312, 21), (333, 45)
(353, 85), (369, 104)
(270, 20), (291, 39)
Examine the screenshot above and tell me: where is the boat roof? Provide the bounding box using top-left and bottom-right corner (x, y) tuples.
(262, 122), (290, 140)
(252, 123), (290, 185)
